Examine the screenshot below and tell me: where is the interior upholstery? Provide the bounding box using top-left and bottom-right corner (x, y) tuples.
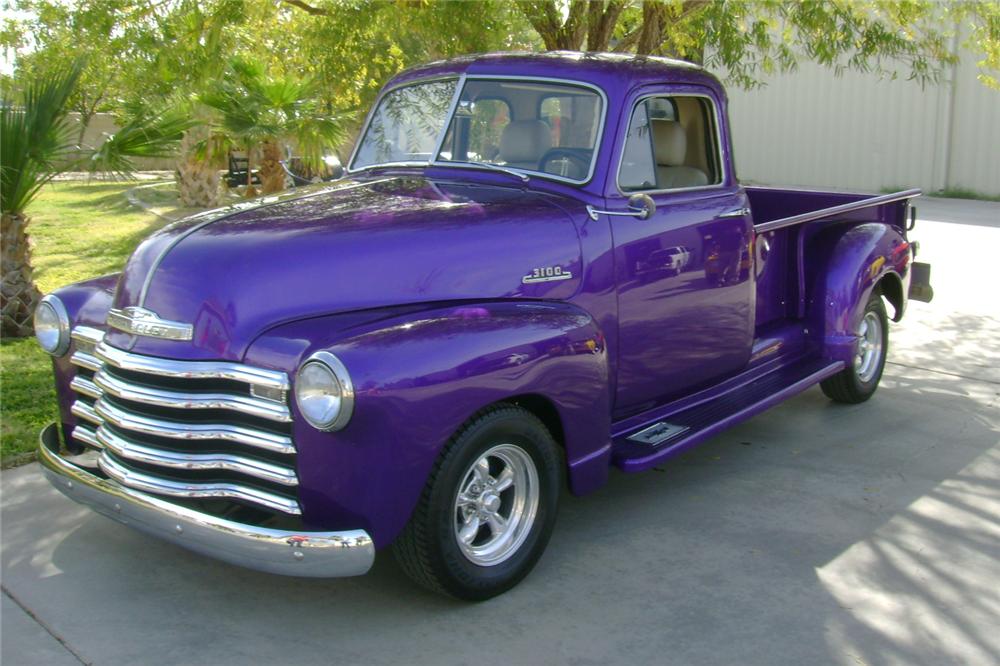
(499, 120), (552, 170)
(651, 119), (708, 189)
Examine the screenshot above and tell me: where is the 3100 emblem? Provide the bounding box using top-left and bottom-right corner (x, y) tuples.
(522, 266), (573, 284)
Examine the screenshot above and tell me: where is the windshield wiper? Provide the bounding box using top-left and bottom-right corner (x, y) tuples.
(441, 161), (530, 183)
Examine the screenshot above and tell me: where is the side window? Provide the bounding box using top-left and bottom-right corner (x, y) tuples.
(619, 102), (657, 192)
(618, 95), (722, 192)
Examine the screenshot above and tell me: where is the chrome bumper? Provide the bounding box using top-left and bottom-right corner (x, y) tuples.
(38, 423), (374, 577)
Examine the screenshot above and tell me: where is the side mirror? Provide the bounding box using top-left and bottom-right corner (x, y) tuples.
(627, 193), (656, 220)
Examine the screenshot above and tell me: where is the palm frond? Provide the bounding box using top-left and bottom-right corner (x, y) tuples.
(87, 109), (194, 179)
(0, 60), (83, 215)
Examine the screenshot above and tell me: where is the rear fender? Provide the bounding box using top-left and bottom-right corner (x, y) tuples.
(247, 301), (611, 548)
(811, 223), (911, 365)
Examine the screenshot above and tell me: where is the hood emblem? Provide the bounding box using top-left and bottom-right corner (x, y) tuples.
(107, 307), (193, 341)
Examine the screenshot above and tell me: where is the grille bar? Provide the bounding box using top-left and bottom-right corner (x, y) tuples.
(72, 424), (100, 448)
(94, 399), (294, 454)
(99, 453), (301, 515)
(66, 328), (299, 515)
(70, 376), (102, 399)
(94, 369), (292, 422)
(96, 426), (297, 486)
(71, 401), (101, 425)
(96, 342), (289, 390)
(70, 350), (101, 372)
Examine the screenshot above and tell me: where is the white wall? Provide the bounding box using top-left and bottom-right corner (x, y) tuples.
(721, 35), (1000, 196)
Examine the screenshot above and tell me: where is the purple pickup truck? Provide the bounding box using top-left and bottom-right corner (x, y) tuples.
(35, 53), (933, 600)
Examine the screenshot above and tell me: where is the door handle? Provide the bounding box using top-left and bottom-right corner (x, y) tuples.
(587, 193), (657, 221)
(719, 207), (750, 218)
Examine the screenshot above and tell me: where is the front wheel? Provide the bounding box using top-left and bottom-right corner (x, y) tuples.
(821, 291), (889, 403)
(393, 405), (561, 600)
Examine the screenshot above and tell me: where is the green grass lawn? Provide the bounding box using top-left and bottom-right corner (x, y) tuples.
(1, 181), (172, 465)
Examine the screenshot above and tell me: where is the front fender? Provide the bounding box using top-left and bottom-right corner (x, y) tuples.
(246, 301), (611, 548)
(48, 274), (120, 451)
(812, 223), (910, 365)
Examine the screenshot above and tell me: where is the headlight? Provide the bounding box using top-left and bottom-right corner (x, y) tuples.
(34, 295), (71, 356)
(295, 351), (354, 431)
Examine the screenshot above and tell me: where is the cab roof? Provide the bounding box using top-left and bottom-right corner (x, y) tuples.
(386, 51), (725, 100)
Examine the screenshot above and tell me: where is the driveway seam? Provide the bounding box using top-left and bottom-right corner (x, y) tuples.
(2, 586), (91, 666)
(886, 360), (1000, 386)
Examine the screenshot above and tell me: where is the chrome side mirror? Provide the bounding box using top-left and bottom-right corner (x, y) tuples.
(586, 193), (657, 221)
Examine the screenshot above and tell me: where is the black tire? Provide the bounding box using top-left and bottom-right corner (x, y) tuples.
(392, 405), (561, 600)
(821, 291), (889, 403)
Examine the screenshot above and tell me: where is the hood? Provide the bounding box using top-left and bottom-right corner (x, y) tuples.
(107, 177), (585, 361)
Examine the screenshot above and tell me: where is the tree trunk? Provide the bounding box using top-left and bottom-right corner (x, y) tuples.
(1, 212), (43, 338)
(174, 126), (222, 208)
(586, 0), (625, 51)
(517, 0), (588, 50)
(636, 2), (668, 56)
(259, 139), (286, 194)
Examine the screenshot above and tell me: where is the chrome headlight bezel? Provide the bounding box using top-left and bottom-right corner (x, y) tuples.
(34, 294), (71, 356)
(294, 351), (355, 432)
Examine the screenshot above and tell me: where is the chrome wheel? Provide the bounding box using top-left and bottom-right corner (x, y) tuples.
(854, 311), (883, 383)
(453, 443), (539, 567)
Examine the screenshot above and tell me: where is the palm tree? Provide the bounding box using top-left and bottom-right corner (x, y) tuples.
(1, 61), (191, 337)
(200, 59), (346, 196)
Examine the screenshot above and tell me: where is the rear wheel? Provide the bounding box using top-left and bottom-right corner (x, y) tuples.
(393, 405), (561, 600)
(821, 292), (889, 403)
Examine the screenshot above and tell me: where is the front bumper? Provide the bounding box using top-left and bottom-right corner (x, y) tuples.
(38, 423), (374, 577)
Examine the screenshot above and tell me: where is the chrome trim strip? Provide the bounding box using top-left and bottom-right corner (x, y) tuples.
(71, 424), (101, 448)
(71, 326), (105, 345)
(96, 427), (297, 487)
(99, 451), (301, 515)
(71, 400), (102, 425)
(96, 342), (289, 390)
(94, 370), (292, 423)
(38, 424), (373, 577)
(70, 375), (103, 399)
(753, 188), (923, 233)
(94, 399), (294, 455)
(70, 350), (101, 372)
(135, 181), (380, 307)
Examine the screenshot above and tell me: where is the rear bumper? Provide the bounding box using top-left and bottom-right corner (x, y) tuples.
(38, 423), (375, 577)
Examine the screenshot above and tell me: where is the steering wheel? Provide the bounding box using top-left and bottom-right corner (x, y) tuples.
(538, 148), (590, 179)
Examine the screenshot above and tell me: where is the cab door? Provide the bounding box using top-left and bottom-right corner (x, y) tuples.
(610, 88), (754, 417)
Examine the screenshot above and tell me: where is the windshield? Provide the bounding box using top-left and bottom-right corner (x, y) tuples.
(352, 78), (604, 183)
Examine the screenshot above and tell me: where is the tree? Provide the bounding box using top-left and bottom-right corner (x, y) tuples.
(200, 58), (347, 196)
(515, 1), (1000, 90)
(0, 61), (191, 337)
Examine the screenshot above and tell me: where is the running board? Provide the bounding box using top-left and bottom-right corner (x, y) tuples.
(612, 357), (844, 473)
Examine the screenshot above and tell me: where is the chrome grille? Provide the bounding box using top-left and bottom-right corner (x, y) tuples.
(67, 326), (300, 515)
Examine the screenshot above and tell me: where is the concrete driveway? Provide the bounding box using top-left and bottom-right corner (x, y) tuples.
(3, 197), (998, 666)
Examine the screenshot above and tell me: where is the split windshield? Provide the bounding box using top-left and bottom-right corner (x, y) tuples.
(351, 78), (604, 183)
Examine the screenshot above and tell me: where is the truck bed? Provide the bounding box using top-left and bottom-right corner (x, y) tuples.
(748, 186), (920, 329)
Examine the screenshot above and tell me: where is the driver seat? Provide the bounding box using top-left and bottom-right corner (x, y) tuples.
(499, 120), (552, 171)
